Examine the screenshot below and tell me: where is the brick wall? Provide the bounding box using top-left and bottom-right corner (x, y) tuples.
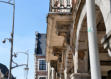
(35, 55), (48, 79)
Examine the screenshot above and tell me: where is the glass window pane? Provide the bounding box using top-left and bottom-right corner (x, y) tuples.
(39, 60), (46, 70)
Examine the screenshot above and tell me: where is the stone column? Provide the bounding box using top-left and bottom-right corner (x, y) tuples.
(64, 69), (67, 79)
(74, 50), (78, 73)
(48, 62), (51, 79)
(86, 0), (101, 79)
(51, 67), (55, 79)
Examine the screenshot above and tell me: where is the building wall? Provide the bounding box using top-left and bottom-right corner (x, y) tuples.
(34, 33), (48, 79)
(35, 55), (48, 79)
(46, 0), (111, 79)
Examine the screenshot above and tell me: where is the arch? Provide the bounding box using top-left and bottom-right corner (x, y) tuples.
(72, 0), (111, 54)
(72, 0), (111, 51)
(75, 1), (107, 50)
(73, 0), (111, 78)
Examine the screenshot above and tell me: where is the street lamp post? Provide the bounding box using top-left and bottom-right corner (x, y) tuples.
(13, 51), (29, 79)
(0, 0), (15, 79)
(9, 1), (15, 79)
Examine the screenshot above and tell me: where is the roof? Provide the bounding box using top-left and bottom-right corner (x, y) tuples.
(35, 33), (46, 56)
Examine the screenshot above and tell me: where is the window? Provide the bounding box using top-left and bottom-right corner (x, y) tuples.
(39, 60), (46, 70)
(39, 77), (46, 79)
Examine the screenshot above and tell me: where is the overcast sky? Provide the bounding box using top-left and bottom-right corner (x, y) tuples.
(0, 0), (49, 79)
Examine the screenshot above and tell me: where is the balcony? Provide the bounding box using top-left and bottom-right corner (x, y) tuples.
(50, 0), (72, 13)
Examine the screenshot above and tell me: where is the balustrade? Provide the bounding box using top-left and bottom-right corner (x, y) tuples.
(50, 0), (72, 12)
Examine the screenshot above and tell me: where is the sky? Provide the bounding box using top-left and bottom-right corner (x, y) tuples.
(0, 0), (49, 79)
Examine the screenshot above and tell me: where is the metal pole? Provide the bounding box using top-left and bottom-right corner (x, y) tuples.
(0, 1), (14, 5)
(86, 0), (101, 79)
(25, 53), (29, 79)
(8, 0), (15, 79)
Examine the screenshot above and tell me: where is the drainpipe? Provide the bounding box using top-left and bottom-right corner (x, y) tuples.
(86, 0), (101, 79)
(64, 69), (67, 79)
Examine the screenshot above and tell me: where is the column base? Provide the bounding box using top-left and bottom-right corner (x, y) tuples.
(70, 73), (90, 79)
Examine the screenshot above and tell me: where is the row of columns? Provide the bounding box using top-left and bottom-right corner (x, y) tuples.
(48, 61), (68, 79)
(71, 0), (102, 79)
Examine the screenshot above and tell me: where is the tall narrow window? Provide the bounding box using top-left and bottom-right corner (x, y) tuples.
(39, 60), (46, 70)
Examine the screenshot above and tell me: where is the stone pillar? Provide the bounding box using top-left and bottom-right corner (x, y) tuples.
(86, 0), (101, 79)
(48, 62), (51, 79)
(51, 67), (55, 79)
(64, 69), (67, 79)
(74, 50), (78, 73)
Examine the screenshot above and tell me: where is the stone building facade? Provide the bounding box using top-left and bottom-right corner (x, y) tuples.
(34, 33), (48, 79)
(46, 0), (111, 79)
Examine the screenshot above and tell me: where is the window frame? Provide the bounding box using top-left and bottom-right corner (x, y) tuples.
(38, 59), (47, 71)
